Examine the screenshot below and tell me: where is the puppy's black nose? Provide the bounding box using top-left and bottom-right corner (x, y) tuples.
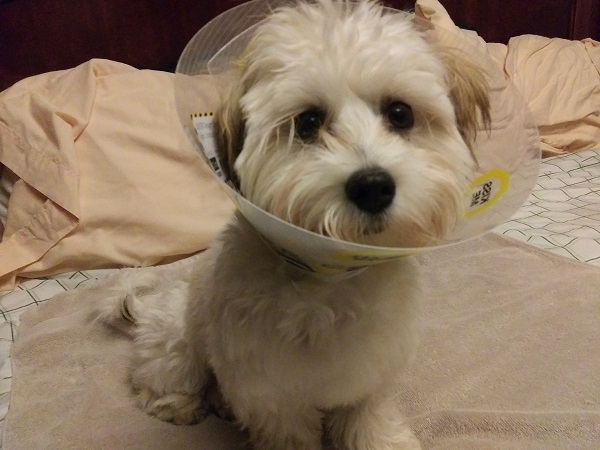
(345, 168), (396, 214)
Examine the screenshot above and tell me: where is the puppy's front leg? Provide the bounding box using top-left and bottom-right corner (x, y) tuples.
(128, 284), (212, 425)
(326, 392), (421, 450)
(238, 404), (324, 450)
(131, 332), (211, 425)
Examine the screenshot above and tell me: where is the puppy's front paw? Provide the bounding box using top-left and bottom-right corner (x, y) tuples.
(136, 388), (207, 425)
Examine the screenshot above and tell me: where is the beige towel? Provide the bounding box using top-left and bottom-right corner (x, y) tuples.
(4, 234), (600, 449)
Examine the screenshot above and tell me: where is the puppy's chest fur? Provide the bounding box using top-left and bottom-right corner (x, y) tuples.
(189, 215), (422, 406)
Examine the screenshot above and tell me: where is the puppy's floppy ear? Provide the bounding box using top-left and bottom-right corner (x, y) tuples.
(437, 47), (491, 150)
(213, 63), (247, 189)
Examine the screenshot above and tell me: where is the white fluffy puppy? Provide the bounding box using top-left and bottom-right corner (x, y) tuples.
(96, 1), (490, 449)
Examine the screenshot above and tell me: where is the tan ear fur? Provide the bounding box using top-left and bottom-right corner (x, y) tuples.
(437, 46), (492, 150)
(213, 62), (247, 189)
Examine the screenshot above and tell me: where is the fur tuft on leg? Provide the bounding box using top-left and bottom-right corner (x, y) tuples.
(91, 270), (172, 326)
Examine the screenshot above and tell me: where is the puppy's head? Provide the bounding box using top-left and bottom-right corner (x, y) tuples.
(215, 0), (490, 247)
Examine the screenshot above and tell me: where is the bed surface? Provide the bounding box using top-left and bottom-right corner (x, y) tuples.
(0, 270), (108, 441)
(3, 231), (600, 449)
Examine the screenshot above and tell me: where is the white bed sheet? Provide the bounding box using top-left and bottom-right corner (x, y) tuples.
(495, 148), (600, 263)
(1, 149), (600, 448)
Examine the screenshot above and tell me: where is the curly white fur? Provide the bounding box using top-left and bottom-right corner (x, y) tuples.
(94, 1), (489, 449)
(229, 1), (479, 247)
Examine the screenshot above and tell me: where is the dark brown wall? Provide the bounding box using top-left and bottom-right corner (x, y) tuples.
(1, 0), (598, 91)
(386, 0), (599, 43)
(0, 0), (245, 90)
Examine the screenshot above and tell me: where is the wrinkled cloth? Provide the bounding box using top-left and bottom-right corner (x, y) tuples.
(0, 60), (234, 290)
(416, 0), (600, 156)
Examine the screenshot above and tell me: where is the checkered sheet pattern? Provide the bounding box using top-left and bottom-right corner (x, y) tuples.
(1, 148), (600, 447)
(495, 148), (600, 263)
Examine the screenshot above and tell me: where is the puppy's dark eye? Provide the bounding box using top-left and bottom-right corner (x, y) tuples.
(294, 109), (325, 141)
(384, 101), (414, 130)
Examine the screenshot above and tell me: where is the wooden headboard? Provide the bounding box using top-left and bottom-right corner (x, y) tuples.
(1, 0), (599, 91)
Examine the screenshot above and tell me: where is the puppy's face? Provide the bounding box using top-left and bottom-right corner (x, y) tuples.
(216, 0), (490, 247)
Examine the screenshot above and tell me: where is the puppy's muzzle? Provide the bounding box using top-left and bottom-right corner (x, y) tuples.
(345, 168), (396, 215)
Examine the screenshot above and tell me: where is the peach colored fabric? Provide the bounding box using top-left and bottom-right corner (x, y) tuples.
(505, 37), (600, 155)
(0, 60), (234, 290)
(416, 0), (600, 156)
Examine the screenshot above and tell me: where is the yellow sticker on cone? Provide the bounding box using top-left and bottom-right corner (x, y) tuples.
(466, 169), (510, 218)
